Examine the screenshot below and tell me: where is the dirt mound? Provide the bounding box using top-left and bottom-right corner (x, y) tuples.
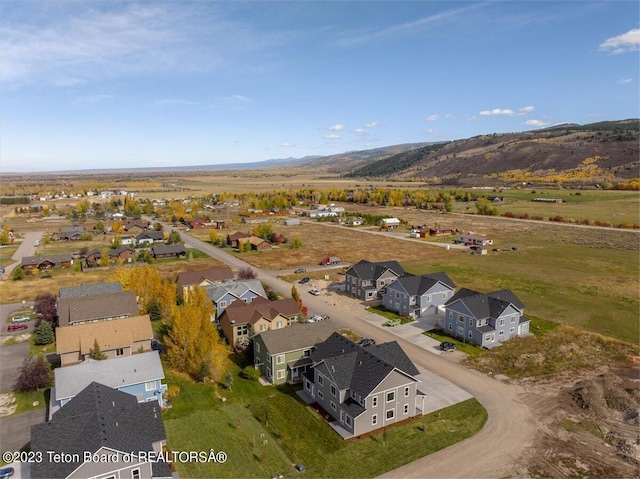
(570, 372), (640, 422)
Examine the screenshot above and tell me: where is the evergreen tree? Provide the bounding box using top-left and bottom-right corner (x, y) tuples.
(34, 321), (55, 345)
(89, 339), (107, 360)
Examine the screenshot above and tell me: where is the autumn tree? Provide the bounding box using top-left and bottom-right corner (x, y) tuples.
(14, 355), (53, 392)
(253, 223), (273, 240)
(99, 247), (110, 267)
(237, 267), (257, 280)
(112, 264), (176, 322)
(35, 293), (58, 328)
(164, 288), (228, 382)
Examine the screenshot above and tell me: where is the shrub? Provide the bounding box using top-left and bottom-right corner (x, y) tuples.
(11, 267), (24, 281)
(241, 365), (261, 381)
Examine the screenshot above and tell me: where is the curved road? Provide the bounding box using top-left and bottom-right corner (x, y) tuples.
(176, 227), (537, 478)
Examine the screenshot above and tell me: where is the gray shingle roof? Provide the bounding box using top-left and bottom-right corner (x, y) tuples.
(57, 291), (139, 326)
(345, 260), (405, 281)
(391, 272), (455, 295)
(151, 244), (186, 256)
(59, 282), (124, 299)
(445, 288), (525, 320)
(21, 253), (73, 267)
(54, 351), (165, 402)
(258, 321), (336, 354)
(136, 231), (165, 241)
(30, 382), (169, 479)
(203, 280), (266, 303)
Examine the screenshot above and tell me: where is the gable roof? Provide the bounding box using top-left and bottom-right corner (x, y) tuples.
(256, 320), (336, 354)
(59, 281), (123, 299)
(311, 333), (419, 398)
(345, 259), (405, 281)
(21, 253), (73, 267)
(204, 280), (266, 303)
(31, 382), (169, 479)
(220, 296), (300, 326)
(445, 288), (525, 319)
(135, 231), (164, 241)
(56, 315), (153, 356)
(55, 351), (165, 402)
(57, 291), (139, 327)
(151, 244), (186, 256)
(390, 272), (456, 295)
(176, 267), (234, 288)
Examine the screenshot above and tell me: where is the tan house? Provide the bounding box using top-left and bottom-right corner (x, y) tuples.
(57, 291), (139, 327)
(176, 267), (234, 301)
(56, 315), (154, 366)
(218, 296), (302, 349)
(237, 236), (270, 251)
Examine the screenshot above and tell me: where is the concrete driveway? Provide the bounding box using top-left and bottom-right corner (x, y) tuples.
(0, 408), (46, 452)
(0, 341), (29, 394)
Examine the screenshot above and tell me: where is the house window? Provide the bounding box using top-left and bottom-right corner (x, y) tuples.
(276, 355), (285, 365)
(259, 324), (266, 332)
(386, 391), (395, 402)
(448, 323), (453, 331)
(404, 386), (409, 397)
(318, 375), (324, 386)
(238, 325), (248, 336)
(442, 292), (448, 299)
(256, 343), (260, 353)
(115, 348), (124, 356)
(477, 321), (482, 328)
(468, 318), (473, 326)
(510, 327), (515, 333)
(219, 301), (227, 309)
(458, 315), (464, 323)
(276, 370), (285, 380)
(305, 381), (312, 392)
(511, 316), (516, 323)
(318, 390), (324, 400)
(468, 330), (472, 338)
(386, 409), (395, 420)
(330, 401), (336, 411)
(448, 311), (453, 319)
(276, 321), (282, 328)
(330, 384), (337, 397)
(345, 415), (352, 427)
(499, 330), (505, 337)
(372, 395), (378, 407)
(303, 349), (311, 357)
(132, 469), (141, 479)
(395, 292), (400, 299)
(426, 295), (431, 302)
(372, 414), (378, 426)
(404, 404), (409, 415)
(499, 318), (505, 327)
(144, 381), (156, 391)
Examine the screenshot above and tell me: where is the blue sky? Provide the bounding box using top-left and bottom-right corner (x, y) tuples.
(1, 1), (638, 173)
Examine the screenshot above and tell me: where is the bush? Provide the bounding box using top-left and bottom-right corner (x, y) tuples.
(241, 365), (261, 381)
(11, 267), (24, 281)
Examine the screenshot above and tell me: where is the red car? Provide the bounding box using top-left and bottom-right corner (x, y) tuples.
(7, 324), (28, 332)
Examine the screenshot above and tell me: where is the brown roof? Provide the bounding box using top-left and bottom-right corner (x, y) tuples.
(57, 291), (139, 327)
(56, 315), (153, 355)
(221, 297), (301, 326)
(176, 267), (234, 287)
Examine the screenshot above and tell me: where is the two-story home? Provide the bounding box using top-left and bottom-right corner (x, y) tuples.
(302, 333), (425, 438)
(56, 315), (154, 366)
(253, 321), (336, 385)
(57, 290), (139, 327)
(31, 382), (171, 479)
(176, 267), (234, 301)
(382, 272), (456, 319)
(204, 279), (267, 319)
(218, 296), (302, 349)
(443, 288), (530, 348)
(51, 351), (168, 415)
(59, 281), (123, 299)
(344, 260), (406, 301)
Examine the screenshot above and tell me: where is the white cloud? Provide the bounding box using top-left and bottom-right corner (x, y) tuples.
(444, 113), (455, 119)
(280, 143), (295, 147)
(426, 114), (439, 121)
(525, 119), (550, 128)
(329, 124), (346, 131)
(519, 106), (534, 113)
(365, 121), (379, 128)
(355, 128), (365, 134)
(599, 28), (640, 54)
(618, 78), (633, 84)
(324, 134), (340, 140)
(479, 108), (515, 116)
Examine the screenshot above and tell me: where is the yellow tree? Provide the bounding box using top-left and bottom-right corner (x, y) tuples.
(112, 264), (176, 321)
(164, 288), (229, 382)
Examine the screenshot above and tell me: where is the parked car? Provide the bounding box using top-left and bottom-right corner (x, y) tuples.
(298, 277), (310, 284)
(294, 268), (306, 273)
(309, 289), (320, 296)
(308, 315), (324, 322)
(151, 340), (162, 352)
(7, 324), (28, 332)
(357, 338), (376, 347)
(440, 341), (456, 352)
(11, 316), (30, 323)
(0, 467), (14, 479)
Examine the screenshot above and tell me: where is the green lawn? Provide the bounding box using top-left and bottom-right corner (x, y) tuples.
(163, 365), (487, 478)
(369, 305), (414, 325)
(422, 330), (485, 356)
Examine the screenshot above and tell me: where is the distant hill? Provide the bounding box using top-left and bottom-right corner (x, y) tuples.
(341, 119), (639, 184)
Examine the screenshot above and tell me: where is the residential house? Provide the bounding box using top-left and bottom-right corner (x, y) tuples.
(85, 247), (136, 266)
(302, 333), (425, 438)
(237, 236), (270, 251)
(136, 231), (165, 245)
(379, 218), (401, 229)
(52, 225), (85, 241)
(30, 382), (171, 479)
(57, 290), (139, 327)
(347, 216), (364, 226)
(119, 235), (135, 245)
(51, 351), (167, 415)
(204, 279), (267, 319)
(455, 233), (493, 246)
(56, 315), (154, 366)
(344, 260), (406, 301)
(176, 267), (234, 301)
(382, 272), (456, 319)
(428, 227), (454, 237)
(123, 219), (151, 233)
(21, 254), (73, 272)
(227, 231), (251, 248)
(253, 321), (336, 385)
(443, 288), (531, 348)
(150, 244), (186, 259)
(59, 281), (123, 299)
(218, 296), (302, 349)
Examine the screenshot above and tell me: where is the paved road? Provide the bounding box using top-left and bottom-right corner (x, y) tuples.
(2, 231), (44, 277)
(174, 226), (537, 479)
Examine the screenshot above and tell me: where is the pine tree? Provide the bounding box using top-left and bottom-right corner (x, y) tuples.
(34, 321), (55, 345)
(89, 339), (107, 360)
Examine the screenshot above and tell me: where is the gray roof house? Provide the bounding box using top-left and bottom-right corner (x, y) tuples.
(382, 272), (456, 319)
(301, 332), (425, 438)
(59, 281), (124, 299)
(57, 290), (139, 327)
(51, 351), (168, 416)
(136, 231), (165, 244)
(344, 260), (406, 301)
(443, 288), (531, 348)
(31, 382), (171, 479)
(253, 321), (336, 385)
(204, 279), (267, 319)
(150, 243), (187, 259)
